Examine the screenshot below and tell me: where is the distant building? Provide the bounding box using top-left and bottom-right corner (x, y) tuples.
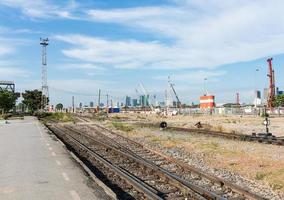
(263, 88), (269, 103)
(200, 95), (215, 109)
(79, 102), (83, 109)
(99, 103), (104, 107)
(159, 102), (165, 107)
(277, 87), (283, 95)
(140, 95), (149, 107)
(90, 101), (94, 107)
(254, 90), (261, 106)
(132, 99), (138, 107)
(125, 96), (131, 107)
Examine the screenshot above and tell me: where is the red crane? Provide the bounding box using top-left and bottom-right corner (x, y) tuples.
(236, 92), (240, 105)
(267, 58), (275, 108)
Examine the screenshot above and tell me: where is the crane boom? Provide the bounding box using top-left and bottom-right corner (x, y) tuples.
(168, 76), (181, 108)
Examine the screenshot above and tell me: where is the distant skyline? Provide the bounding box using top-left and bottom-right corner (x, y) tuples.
(0, 0), (284, 107)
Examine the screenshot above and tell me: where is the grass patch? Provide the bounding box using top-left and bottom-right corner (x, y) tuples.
(40, 112), (75, 123)
(112, 122), (134, 132)
(255, 172), (267, 180)
(267, 168), (284, 191)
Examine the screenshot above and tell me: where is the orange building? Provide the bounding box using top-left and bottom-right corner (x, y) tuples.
(200, 95), (215, 109)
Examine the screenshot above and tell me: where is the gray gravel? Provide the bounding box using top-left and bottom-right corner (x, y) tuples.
(131, 127), (284, 200)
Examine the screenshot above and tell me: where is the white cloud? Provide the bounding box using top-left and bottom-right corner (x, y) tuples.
(83, 0), (284, 69)
(87, 6), (184, 23)
(154, 70), (226, 83)
(0, 46), (12, 56)
(0, 67), (31, 79)
(0, 0), (78, 19)
(56, 63), (104, 70)
(55, 34), (182, 69)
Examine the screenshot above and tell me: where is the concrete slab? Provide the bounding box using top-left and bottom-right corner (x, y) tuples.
(0, 116), (110, 200)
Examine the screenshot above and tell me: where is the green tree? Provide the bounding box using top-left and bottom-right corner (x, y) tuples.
(0, 90), (18, 113)
(274, 94), (284, 107)
(22, 90), (42, 112)
(56, 103), (63, 110)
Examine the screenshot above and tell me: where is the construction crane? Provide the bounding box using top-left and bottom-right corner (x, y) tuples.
(139, 82), (154, 111)
(267, 58), (276, 108)
(168, 76), (181, 108)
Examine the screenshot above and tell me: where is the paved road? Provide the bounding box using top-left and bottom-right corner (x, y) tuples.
(0, 117), (110, 200)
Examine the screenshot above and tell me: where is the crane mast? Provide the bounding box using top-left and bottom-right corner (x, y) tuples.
(267, 58), (276, 108)
(168, 76), (181, 108)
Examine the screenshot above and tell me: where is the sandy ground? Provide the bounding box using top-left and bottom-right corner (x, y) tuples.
(109, 113), (284, 137)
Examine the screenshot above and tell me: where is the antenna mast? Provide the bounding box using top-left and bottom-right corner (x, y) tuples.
(40, 38), (49, 110)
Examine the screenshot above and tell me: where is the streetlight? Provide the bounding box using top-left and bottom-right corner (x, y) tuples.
(254, 68), (260, 107)
(203, 78), (208, 96)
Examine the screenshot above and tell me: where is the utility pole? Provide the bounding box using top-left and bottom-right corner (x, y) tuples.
(98, 89), (101, 106)
(165, 89), (168, 115)
(97, 89), (101, 113)
(72, 96), (75, 113)
(106, 94), (109, 107)
(40, 38), (49, 110)
(203, 78), (208, 95)
(254, 68), (260, 107)
(110, 99), (113, 113)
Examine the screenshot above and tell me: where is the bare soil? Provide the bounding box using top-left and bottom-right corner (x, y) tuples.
(109, 113), (284, 137)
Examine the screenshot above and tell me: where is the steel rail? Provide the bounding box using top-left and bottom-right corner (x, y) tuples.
(50, 125), (163, 200)
(59, 125), (213, 200)
(88, 122), (267, 200)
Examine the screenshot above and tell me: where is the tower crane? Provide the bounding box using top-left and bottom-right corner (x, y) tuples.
(139, 82), (154, 112)
(168, 76), (181, 108)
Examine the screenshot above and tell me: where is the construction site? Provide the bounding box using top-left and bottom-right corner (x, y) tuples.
(0, 37), (283, 200)
(1, 1), (284, 200)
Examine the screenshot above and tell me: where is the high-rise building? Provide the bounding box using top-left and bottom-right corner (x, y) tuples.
(254, 90), (261, 106)
(139, 95), (149, 107)
(79, 102), (83, 109)
(90, 101), (94, 107)
(132, 99), (138, 107)
(263, 88), (269, 103)
(125, 96), (131, 107)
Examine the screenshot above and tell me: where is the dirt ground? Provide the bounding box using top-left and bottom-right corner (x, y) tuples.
(109, 113), (284, 137)
(99, 113), (284, 197)
(105, 122), (284, 198)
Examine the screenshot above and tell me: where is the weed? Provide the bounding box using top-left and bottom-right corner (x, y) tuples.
(112, 122), (134, 132)
(40, 112), (74, 122)
(255, 172), (266, 180)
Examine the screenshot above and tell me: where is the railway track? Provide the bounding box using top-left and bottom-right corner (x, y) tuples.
(48, 124), (224, 200)
(129, 122), (284, 146)
(49, 116), (267, 200)
(77, 122), (266, 200)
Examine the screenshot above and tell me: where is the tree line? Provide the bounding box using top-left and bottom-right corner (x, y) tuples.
(0, 89), (63, 114)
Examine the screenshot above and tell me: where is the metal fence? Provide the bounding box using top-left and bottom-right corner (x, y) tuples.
(175, 107), (284, 116)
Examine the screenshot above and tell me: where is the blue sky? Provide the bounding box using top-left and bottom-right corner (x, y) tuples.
(0, 0), (284, 107)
